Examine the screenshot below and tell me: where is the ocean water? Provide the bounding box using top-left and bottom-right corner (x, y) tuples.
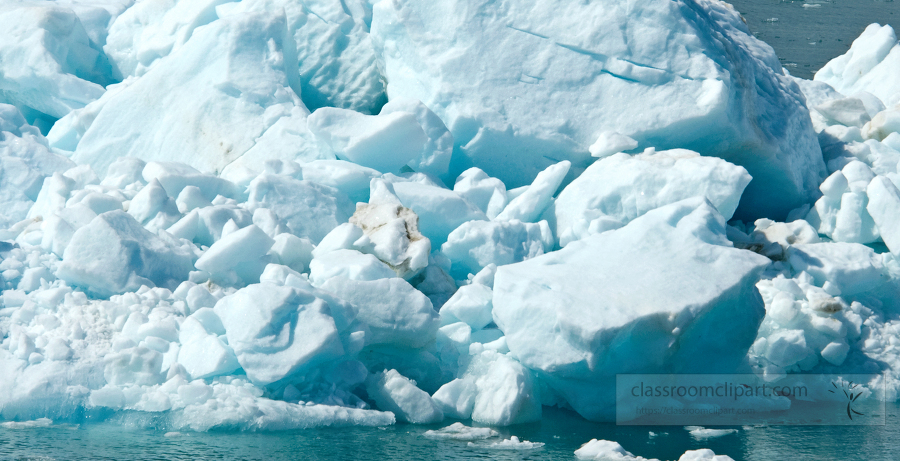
(728, 0), (900, 79)
(1, 405), (899, 460)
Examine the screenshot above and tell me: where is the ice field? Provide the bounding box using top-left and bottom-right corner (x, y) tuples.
(2, 0), (900, 459)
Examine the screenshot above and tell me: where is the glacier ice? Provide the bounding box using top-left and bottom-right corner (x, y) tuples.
(371, 0), (826, 220)
(72, 11), (309, 176)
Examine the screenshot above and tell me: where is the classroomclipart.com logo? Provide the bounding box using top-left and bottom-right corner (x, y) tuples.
(616, 373), (885, 426)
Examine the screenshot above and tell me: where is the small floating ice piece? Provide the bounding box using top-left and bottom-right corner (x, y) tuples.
(686, 426), (738, 440)
(423, 422), (498, 440)
(469, 435), (544, 450)
(589, 131), (639, 158)
(0, 418), (54, 429)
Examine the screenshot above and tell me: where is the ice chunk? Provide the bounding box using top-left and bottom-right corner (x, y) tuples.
(142, 161), (238, 202)
(177, 313), (241, 380)
(554, 149), (750, 247)
(815, 24), (900, 106)
(442, 219), (553, 280)
(866, 176), (900, 256)
(423, 422), (496, 440)
(575, 440), (655, 461)
(439, 284), (493, 330)
(0, 2), (106, 121)
(453, 168), (507, 219)
(470, 436), (544, 450)
(104, 0), (230, 79)
(379, 98), (454, 178)
(308, 107), (427, 174)
(678, 449), (734, 461)
(820, 340), (851, 366)
(268, 233), (315, 273)
(349, 201), (430, 279)
(493, 199), (770, 421)
(247, 174), (353, 244)
(391, 181), (487, 247)
(495, 161), (569, 223)
(219, 0), (386, 114)
(194, 224), (275, 286)
(787, 243), (886, 295)
(56, 211), (193, 296)
(365, 369), (443, 424)
(298, 160), (380, 204)
(806, 162), (881, 243)
(0, 105), (75, 228)
(764, 330), (809, 367)
(589, 131), (639, 158)
(815, 98), (871, 128)
(686, 426), (738, 440)
(863, 105), (900, 142)
(431, 379), (479, 420)
(460, 350), (541, 426)
(128, 179), (172, 224)
(309, 249), (396, 286)
(215, 284), (345, 386)
(74, 12), (308, 176)
(371, 0), (826, 220)
(319, 277), (439, 348)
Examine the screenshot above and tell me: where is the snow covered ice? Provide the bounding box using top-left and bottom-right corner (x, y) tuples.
(2, 2), (900, 458)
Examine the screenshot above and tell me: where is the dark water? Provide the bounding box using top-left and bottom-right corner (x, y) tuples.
(1, 405), (899, 460)
(728, 0), (900, 79)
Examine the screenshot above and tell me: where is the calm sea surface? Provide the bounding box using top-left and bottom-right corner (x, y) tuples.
(729, 0), (900, 79)
(1, 405), (899, 460)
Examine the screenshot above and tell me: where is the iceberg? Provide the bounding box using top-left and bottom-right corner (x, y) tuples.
(5, 0), (900, 455)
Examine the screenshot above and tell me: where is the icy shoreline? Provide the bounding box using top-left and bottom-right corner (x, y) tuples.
(2, 3), (900, 460)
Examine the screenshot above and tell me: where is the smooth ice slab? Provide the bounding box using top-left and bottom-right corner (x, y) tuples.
(215, 283), (346, 387)
(553, 149), (751, 247)
(0, 2), (107, 121)
(56, 210), (194, 297)
(73, 11), (308, 176)
(815, 24), (900, 107)
(493, 198), (770, 421)
(371, 0), (826, 219)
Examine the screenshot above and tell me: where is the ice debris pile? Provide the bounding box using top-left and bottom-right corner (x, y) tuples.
(3, 0), (900, 438)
